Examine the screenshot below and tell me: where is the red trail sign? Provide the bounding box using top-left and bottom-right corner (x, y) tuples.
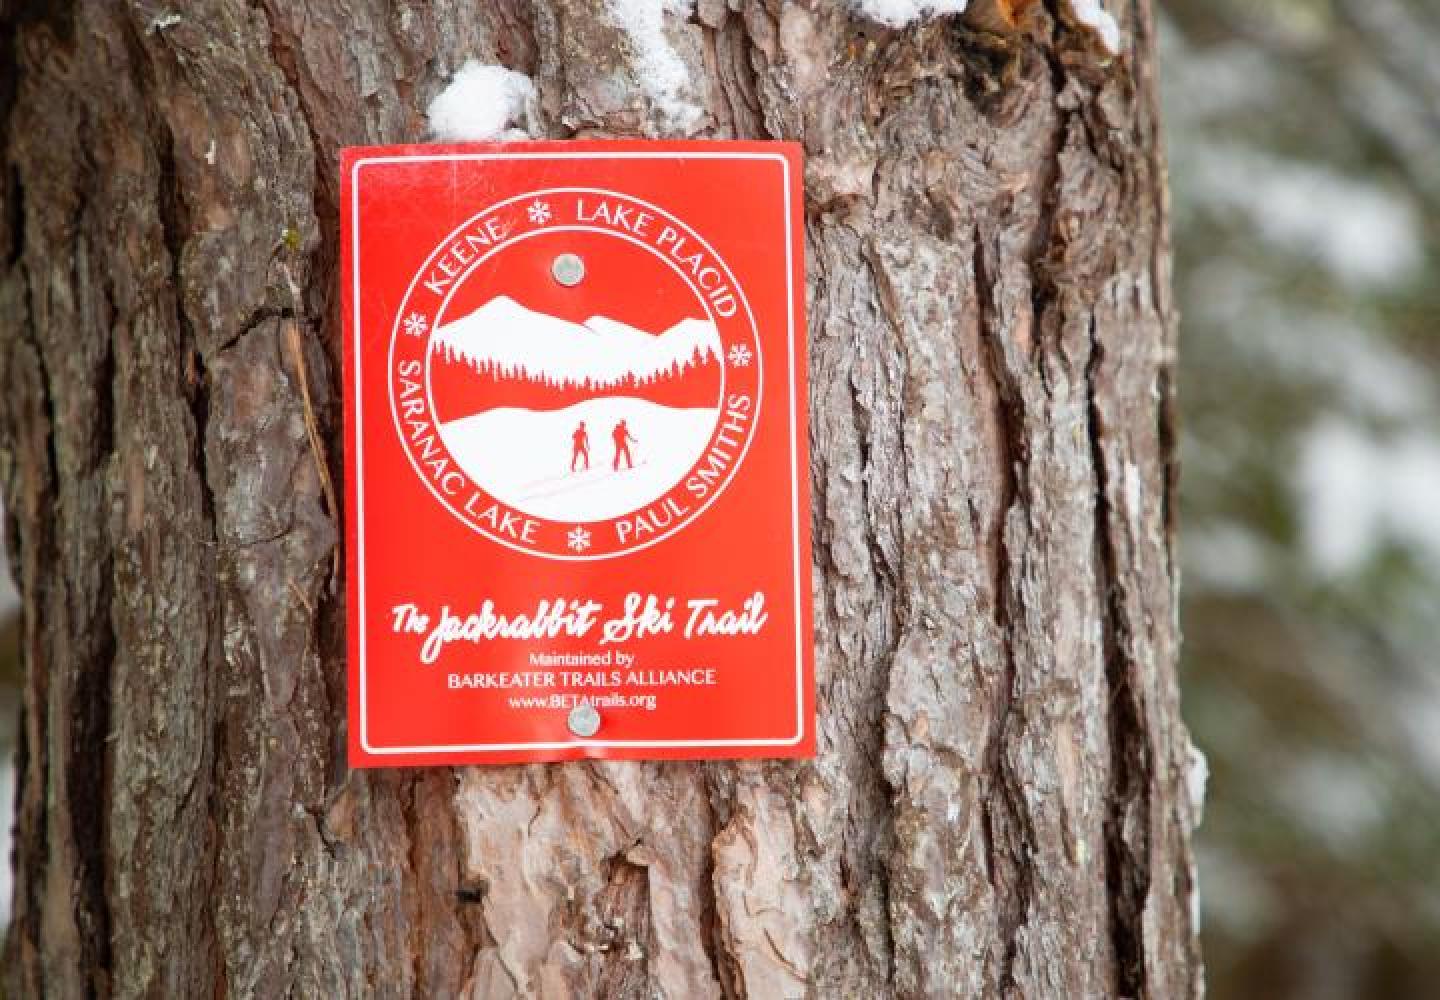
(342, 140), (813, 765)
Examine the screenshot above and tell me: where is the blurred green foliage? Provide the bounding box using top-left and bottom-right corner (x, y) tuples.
(1164, 0), (1440, 996)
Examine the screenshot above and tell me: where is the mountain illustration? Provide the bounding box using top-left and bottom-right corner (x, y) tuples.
(429, 295), (722, 420)
(429, 295), (724, 523)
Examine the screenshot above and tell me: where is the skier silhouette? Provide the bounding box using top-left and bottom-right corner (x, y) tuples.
(571, 421), (590, 472)
(612, 419), (638, 470)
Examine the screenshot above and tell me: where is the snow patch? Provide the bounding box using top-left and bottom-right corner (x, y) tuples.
(1181, 260), (1434, 420)
(148, 11), (182, 33)
(1280, 755), (1384, 847)
(1296, 419), (1440, 577)
(1183, 520), (1270, 594)
(1066, 0), (1121, 54)
(427, 61), (535, 141)
(1160, 29), (1282, 126)
(1186, 741), (1208, 825)
(1196, 845), (1279, 939)
(606, 0), (704, 131)
(1394, 674), (1440, 787)
(1187, 146), (1423, 288)
(850, 0), (968, 28)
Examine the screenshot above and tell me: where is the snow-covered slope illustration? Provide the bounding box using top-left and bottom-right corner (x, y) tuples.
(429, 296), (722, 523)
(432, 295), (721, 385)
(440, 397), (717, 523)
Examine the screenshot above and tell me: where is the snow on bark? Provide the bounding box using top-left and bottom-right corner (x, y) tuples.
(427, 60), (536, 140)
(1065, 0), (1122, 54)
(604, 0), (705, 132)
(850, 0), (970, 29)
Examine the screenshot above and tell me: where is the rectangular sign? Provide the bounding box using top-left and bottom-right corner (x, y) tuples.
(341, 141), (813, 765)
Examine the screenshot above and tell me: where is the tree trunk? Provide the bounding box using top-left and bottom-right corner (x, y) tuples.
(0, 1), (1199, 997)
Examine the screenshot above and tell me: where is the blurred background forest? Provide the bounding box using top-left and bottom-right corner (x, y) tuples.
(1165, 0), (1440, 995)
(1, 1), (1438, 996)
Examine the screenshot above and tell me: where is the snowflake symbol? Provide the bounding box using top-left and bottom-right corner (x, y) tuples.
(567, 525), (591, 552)
(401, 312), (429, 338)
(527, 200), (553, 225)
(727, 344), (753, 368)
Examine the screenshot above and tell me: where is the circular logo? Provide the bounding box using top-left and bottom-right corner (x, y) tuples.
(387, 188), (761, 560)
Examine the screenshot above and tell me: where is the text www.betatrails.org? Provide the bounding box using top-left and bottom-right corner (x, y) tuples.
(508, 691), (660, 712)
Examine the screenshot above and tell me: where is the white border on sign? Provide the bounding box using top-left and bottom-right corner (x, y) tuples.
(351, 150), (805, 754)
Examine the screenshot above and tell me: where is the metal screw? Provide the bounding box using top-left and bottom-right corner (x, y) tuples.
(567, 703), (601, 737)
(552, 253), (585, 287)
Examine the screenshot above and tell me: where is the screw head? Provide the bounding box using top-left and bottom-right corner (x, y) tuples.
(552, 252), (585, 287)
(567, 703), (601, 737)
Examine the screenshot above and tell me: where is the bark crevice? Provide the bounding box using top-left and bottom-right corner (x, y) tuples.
(1087, 314), (1156, 999)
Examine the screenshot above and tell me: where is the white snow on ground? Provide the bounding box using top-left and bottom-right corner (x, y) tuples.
(441, 397), (717, 522)
(427, 60), (535, 140)
(1184, 261), (1434, 420)
(1296, 419), (1440, 577)
(1280, 755), (1385, 848)
(850, 0), (967, 28)
(434, 296), (720, 386)
(1195, 844), (1280, 940)
(1395, 673), (1440, 788)
(1183, 519), (1271, 594)
(1186, 144), (1423, 288)
(1160, 29), (1283, 125)
(605, 0), (704, 131)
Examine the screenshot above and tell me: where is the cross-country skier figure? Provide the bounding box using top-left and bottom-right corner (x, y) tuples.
(571, 421), (590, 472)
(612, 419), (638, 470)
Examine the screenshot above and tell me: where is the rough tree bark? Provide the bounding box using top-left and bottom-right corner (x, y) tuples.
(0, 1), (1199, 997)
